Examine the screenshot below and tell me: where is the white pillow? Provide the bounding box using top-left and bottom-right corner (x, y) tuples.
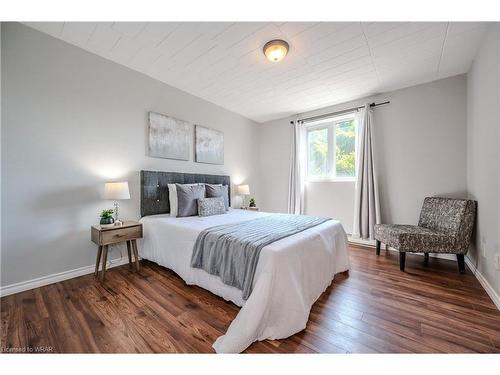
(168, 183), (204, 217)
(168, 184), (178, 217)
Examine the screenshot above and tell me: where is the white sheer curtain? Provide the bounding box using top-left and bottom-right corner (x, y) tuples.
(352, 104), (381, 239)
(288, 118), (306, 215)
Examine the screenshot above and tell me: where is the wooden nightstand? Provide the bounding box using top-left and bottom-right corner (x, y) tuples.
(91, 221), (143, 282)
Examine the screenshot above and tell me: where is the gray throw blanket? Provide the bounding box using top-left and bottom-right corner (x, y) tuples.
(191, 214), (331, 300)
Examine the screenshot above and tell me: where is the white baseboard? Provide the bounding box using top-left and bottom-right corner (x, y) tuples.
(349, 236), (500, 311)
(0, 257), (130, 297)
(464, 257), (500, 310)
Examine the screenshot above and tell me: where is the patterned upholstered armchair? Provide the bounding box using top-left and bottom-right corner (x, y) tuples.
(374, 197), (476, 273)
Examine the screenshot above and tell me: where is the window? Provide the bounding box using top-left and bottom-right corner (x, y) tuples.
(306, 114), (357, 181)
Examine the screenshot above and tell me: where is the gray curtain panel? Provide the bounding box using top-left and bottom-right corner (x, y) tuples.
(288, 118), (306, 215)
(352, 104), (381, 239)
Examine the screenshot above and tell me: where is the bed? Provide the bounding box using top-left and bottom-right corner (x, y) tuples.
(138, 170), (350, 353)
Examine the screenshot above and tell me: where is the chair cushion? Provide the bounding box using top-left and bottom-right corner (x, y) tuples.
(374, 224), (456, 253)
(418, 197), (476, 253)
(418, 197), (467, 236)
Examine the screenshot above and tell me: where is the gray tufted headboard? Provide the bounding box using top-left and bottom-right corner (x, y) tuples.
(140, 170), (231, 217)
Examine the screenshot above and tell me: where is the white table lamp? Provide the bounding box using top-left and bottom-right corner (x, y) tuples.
(103, 181), (130, 225)
(237, 184), (250, 208)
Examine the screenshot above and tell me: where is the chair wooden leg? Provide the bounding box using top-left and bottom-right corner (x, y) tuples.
(376, 240), (381, 256)
(457, 254), (466, 274)
(424, 253), (429, 265)
(399, 252), (406, 271)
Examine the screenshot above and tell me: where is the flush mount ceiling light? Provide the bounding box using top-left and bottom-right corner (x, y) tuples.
(263, 39), (289, 62)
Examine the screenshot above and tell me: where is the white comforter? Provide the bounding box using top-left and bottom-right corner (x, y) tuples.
(138, 209), (349, 353)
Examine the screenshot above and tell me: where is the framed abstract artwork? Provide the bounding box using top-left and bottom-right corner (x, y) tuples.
(195, 125), (224, 165)
(148, 111), (190, 160)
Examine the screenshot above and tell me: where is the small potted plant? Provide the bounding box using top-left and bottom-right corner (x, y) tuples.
(249, 198), (256, 208)
(100, 209), (115, 228)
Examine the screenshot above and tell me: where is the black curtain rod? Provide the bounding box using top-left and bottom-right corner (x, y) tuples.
(290, 101), (390, 125)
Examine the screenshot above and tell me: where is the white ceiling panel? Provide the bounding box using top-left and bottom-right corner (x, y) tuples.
(23, 22), (487, 123)
(86, 23), (122, 55)
(108, 35), (146, 62)
(438, 26), (486, 77)
(60, 22), (97, 47)
(447, 22), (486, 36)
(362, 22), (402, 38)
(292, 23), (363, 57)
(307, 35), (368, 67)
(111, 22), (147, 38)
(364, 22), (444, 47)
(135, 22), (181, 48)
(279, 22), (317, 38)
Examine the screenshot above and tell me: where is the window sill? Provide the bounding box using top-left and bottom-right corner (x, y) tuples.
(306, 177), (356, 183)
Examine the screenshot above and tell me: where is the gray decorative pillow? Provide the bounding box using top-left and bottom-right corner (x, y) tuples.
(198, 197), (226, 217)
(176, 183), (206, 217)
(205, 184), (229, 210)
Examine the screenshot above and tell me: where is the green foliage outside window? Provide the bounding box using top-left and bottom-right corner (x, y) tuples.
(307, 127), (328, 176)
(335, 120), (356, 177)
(307, 119), (356, 178)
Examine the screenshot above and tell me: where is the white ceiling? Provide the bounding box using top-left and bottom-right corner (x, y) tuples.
(24, 22), (486, 123)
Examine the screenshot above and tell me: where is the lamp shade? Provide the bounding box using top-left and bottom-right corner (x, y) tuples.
(103, 181), (130, 200)
(237, 184), (250, 195)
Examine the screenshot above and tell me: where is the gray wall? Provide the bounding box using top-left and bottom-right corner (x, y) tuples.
(3, 21), (497, 299)
(1, 23), (261, 286)
(259, 75), (468, 234)
(466, 23), (500, 297)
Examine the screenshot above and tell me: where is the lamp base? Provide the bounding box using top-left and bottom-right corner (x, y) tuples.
(113, 201), (122, 226)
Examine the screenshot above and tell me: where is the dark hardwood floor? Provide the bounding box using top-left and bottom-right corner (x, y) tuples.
(1, 245), (499, 353)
